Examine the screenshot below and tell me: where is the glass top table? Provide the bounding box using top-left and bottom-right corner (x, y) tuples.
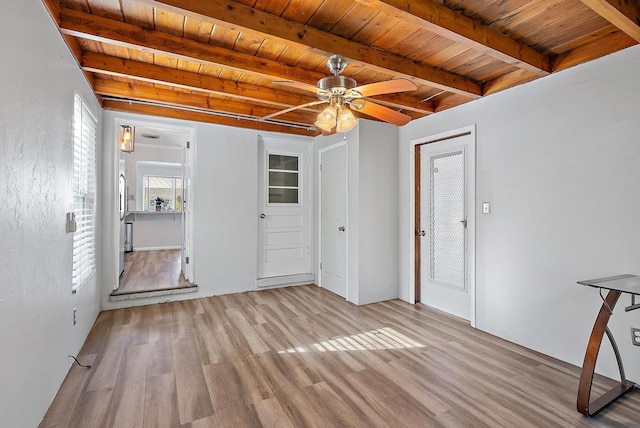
(576, 274), (639, 417)
(578, 274), (640, 296)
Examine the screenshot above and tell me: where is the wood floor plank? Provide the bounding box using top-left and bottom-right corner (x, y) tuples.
(41, 285), (640, 428)
(225, 307), (270, 354)
(39, 354), (97, 428)
(181, 414), (223, 428)
(202, 362), (263, 427)
(84, 343), (125, 392)
(174, 364), (214, 425)
(143, 373), (180, 428)
(106, 377), (146, 428)
(148, 338), (174, 377)
(346, 368), (442, 427)
(252, 397), (296, 428)
(67, 387), (114, 428)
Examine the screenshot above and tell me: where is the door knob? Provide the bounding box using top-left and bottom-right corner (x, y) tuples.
(418, 230), (426, 236)
(338, 226), (345, 232)
(260, 213), (266, 219)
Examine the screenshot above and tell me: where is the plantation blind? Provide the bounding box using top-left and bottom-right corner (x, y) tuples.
(72, 94), (97, 293)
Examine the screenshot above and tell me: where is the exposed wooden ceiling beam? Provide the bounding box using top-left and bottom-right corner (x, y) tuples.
(138, 0), (482, 98)
(483, 69), (539, 96)
(82, 52), (319, 110)
(353, 0), (551, 77)
(579, 0), (640, 42)
(59, 8), (432, 114)
(59, 8), (321, 83)
(81, 52), (433, 115)
(93, 78), (320, 126)
(552, 28), (636, 72)
(103, 99), (318, 136)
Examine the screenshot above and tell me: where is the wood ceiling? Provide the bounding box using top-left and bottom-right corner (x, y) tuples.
(43, 0), (640, 136)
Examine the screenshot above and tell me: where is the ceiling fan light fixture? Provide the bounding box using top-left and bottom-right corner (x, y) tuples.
(315, 105), (337, 132)
(336, 105), (358, 133)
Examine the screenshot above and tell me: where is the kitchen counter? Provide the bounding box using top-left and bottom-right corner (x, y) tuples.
(125, 211), (182, 250)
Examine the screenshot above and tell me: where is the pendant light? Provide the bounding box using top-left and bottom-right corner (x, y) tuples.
(120, 125), (134, 152)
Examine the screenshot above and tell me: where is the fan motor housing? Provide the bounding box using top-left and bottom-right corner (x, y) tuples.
(317, 76), (357, 95)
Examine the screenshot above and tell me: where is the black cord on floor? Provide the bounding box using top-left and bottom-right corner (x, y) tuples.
(69, 355), (92, 369)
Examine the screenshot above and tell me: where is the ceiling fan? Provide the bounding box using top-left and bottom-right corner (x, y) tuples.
(260, 54), (417, 133)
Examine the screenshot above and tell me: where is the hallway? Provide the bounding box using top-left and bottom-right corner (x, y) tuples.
(113, 250), (190, 295)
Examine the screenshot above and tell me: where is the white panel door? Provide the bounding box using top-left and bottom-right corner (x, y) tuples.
(320, 144), (347, 298)
(259, 141), (311, 278)
(420, 135), (471, 320)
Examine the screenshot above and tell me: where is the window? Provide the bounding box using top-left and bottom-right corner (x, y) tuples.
(268, 154), (299, 203)
(142, 176), (183, 211)
(72, 94), (97, 293)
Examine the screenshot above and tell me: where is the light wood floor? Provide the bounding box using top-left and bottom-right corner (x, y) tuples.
(41, 285), (640, 427)
(114, 249), (191, 295)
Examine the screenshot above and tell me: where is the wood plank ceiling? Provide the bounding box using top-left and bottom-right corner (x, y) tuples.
(43, 0), (640, 136)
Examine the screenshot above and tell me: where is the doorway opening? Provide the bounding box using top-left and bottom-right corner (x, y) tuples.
(112, 122), (195, 296)
(412, 126), (476, 325)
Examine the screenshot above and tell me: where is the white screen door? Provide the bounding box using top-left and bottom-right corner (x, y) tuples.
(320, 143), (347, 298)
(419, 135), (471, 320)
(259, 140), (311, 278)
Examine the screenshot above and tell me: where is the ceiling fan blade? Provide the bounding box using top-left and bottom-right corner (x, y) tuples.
(352, 100), (412, 126)
(273, 81), (321, 94)
(352, 79), (417, 98)
(259, 100), (327, 121)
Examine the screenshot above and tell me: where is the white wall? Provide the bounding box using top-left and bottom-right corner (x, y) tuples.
(358, 121), (400, 304)
(0, 2), (103, 427)
(399, 46), (640, 382)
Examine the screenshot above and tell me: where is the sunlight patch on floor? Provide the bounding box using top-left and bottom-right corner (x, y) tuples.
(277, 327), (425, 354)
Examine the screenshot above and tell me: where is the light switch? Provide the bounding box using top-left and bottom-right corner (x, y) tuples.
(482, 202), (491, 214)
(66, 212), (77, 232)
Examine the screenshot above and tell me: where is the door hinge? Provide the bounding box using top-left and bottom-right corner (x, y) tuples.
(320, 163), (322, 172)
(186, 141), (190, 149)
(320, 262), (322, 270)
(185, 256), (189, 264)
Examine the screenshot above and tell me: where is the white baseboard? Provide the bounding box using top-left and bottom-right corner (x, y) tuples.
(133, 246), (181, 251)
(256, 273), (315, 288)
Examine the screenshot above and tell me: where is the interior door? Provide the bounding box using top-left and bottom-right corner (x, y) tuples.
(181, 142), (191, 281)
(320, 143), (347, 298)
(419, 136), (471, 320)
(258, 140), (311, 278)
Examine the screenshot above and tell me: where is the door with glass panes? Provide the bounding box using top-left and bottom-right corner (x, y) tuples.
(419, 134), (472, 320)
(258, 140), (311, 278)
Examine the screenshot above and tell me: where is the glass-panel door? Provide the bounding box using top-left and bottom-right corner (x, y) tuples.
(268, 154), (300, 204)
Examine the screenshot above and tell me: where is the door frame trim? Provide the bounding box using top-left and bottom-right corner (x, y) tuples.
(409, 125), (476, 327)
(317, 141), (349, 297)
(110, 117), (196, 293)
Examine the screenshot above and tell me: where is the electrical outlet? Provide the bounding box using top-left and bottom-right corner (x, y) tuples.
(73, 307), (77, 326)
(631, 327), (640, 346)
